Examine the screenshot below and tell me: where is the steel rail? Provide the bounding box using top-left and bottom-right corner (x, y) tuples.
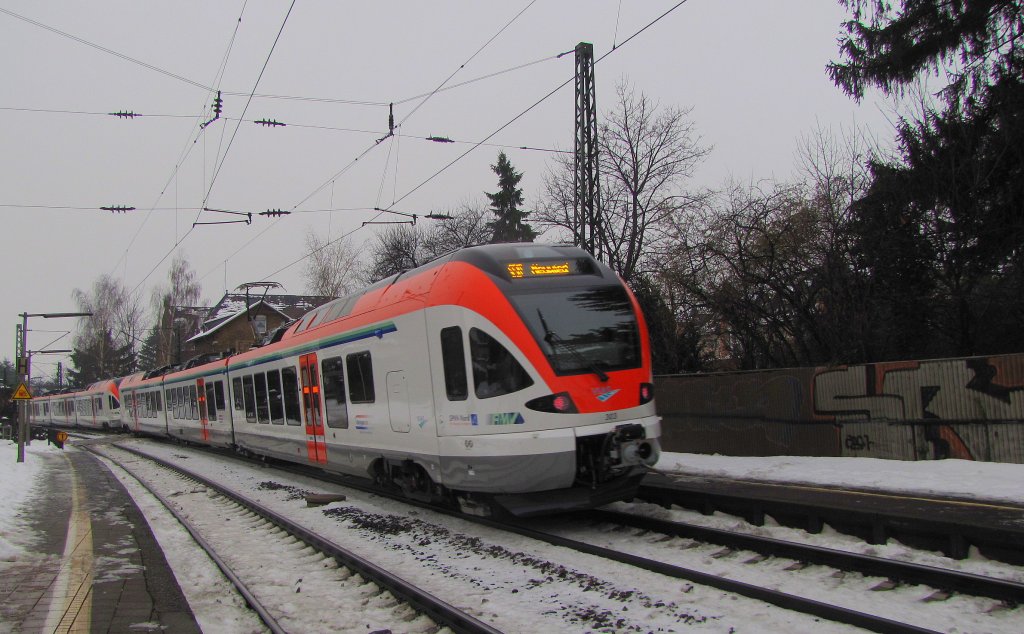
(104, 443), (502, 634)
(583, 508), (1024, 604)
(259, 460), (942, 634)
(83, 444), (287, 634)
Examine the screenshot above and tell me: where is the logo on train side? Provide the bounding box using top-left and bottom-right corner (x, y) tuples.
(489, 412), (525, 426)
(592, 387), (620, 402)
(355, 414), (370, 431)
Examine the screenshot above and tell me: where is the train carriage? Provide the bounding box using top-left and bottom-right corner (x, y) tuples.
(33, 379), (123, 430)
(27, 243), (660, 517)
(161, 360), (232, 448)
(222, 243), (661, 515)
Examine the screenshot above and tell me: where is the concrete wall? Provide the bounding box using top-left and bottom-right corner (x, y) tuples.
(656, 353), (1024, 463)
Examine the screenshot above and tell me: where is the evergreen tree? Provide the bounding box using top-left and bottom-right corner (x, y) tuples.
(830, 0), (1024, 356)
(67, 328), (134, 387)
(137, 328), (162, 371)
(486, 152), (537, 243)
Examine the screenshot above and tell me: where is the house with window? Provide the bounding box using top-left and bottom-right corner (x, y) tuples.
(177, 293), (331, 362)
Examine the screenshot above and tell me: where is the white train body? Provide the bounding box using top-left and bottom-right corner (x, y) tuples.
(32, 244), (661, 515)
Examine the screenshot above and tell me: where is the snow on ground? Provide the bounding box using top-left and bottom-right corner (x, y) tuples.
(0, 438), (64, 561)
(3, 438), (1023, 633)
(655, 452), (1024, 505)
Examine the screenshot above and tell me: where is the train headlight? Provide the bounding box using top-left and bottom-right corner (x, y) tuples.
(525, 392), (578, 414)
(639, 382), (654, 405)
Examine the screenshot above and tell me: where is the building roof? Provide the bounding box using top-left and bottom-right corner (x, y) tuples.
(186, 292), (332, 343)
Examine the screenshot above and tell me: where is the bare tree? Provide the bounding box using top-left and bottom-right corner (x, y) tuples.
(149, 252), (203, 366)
(537, 81), (710, 282)
(302, 228), (360, 298)
(71, 274), (144, 376)
(363, 203), (492, 283)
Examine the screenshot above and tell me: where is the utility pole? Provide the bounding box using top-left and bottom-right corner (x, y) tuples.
(574, 41), (603, 260)
(16, 316), (27, 463)
(15, 312), (91, 463)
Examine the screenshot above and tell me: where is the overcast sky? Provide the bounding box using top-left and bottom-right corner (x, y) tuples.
(1, 1), (893, 379)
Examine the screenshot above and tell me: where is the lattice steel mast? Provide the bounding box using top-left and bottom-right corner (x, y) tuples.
(574, 41), (603, 260)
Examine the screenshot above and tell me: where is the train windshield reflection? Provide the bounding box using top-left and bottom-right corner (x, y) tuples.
(508, 286), (640, 375)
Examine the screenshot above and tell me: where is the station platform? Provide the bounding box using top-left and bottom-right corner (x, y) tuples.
(0, 444), (201, 633)
(640, 471), (1024, 562)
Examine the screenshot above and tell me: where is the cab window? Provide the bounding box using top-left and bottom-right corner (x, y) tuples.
(470, 328), (533, 398)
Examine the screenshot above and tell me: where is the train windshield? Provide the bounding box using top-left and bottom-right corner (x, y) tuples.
(508, 285), (641, 376)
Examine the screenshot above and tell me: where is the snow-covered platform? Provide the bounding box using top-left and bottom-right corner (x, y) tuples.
(644, 453), (1024, 562)
(0, 441), (200, 632)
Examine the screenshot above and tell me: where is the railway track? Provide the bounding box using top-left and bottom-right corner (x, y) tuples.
(68, 434), (1021, 633)
(582, 508), (1024, 603)
(637, 473), (1024, 564)
(84, 442), (500, 634)
(272, 459), (1019, 634)
(257, 456), (1002, 633)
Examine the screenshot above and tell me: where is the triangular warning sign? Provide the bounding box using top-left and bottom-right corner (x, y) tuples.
(12, 383), (32, 400)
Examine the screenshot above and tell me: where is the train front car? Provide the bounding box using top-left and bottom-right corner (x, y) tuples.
(429, 244), (660, 516)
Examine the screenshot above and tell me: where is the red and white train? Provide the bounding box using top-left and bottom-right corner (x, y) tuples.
(32, 243), (661, 516)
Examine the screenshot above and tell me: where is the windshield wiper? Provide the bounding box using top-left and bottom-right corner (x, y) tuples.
(537, 309), (609, 382)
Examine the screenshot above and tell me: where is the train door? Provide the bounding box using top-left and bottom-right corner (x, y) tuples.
(299, 353), (327, 463)
(196, 378), (210, 441)
(387, 371), (411, 432)
(130, 392), (140, 432)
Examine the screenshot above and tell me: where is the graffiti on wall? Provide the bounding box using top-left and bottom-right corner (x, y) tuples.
(813, 356), (1024, 460)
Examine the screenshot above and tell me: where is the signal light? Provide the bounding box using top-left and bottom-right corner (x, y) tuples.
(525, 392), (578, 414)
(639, 383), (654, 405)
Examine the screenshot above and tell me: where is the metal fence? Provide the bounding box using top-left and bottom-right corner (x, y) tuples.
(656, 353), (1024, 463)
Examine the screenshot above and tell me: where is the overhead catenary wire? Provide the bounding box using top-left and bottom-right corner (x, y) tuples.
(0, 7), (212, 92)
(111, 0), (250, 280)
(257, 0), (693, 282)
(129, 1), (295, 297)
(195, 0), (297, 224)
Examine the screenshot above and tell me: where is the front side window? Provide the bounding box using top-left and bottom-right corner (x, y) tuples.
(469, 328), (533, 398)
(232, 378), (244, 411)
(281, 367), (302, 426)
(321, 356), (348, 428)
(205, 383), (217, 420)
(346, 351), (375, 403)
(254, 373), (270, 423)
(507, 285), (641, 376)
(267, 370), (285, 424)
(242, 375), (257, 423)
(440, 326), (468, 401)
(213, 381), (225, 411)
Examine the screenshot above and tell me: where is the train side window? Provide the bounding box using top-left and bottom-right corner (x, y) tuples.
(281, 367), (302, 426)
(346, 351), (375, 403)
(177, 387), (185, 419)
(189, 385), (198, 420)
(232, 377), (244, 411)
(267, 370), (285, 424)
(155, 390), (162, 412)
(205, 383), (217, 420)
(213, 381), (226, 412)
(440, 326), (468, 401)
(321, 356), (348, 429)
(469, 328), (534, 399)
(95, 397), (102, 412)
(254, 373), (270, 423)
(242, 375), (257, 423)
